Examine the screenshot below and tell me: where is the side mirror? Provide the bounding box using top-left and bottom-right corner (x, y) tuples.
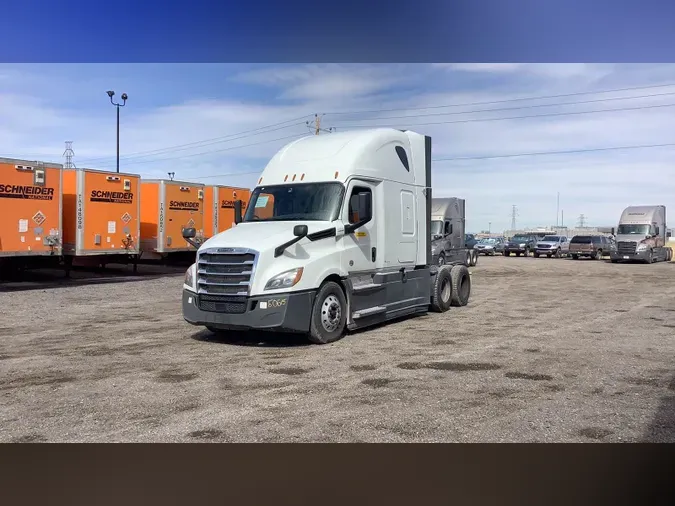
(182, 227), (196, 239)
(234, 199), (243, 224)
(655, 227), (660, 236)
(293, 224), (308, 237)
(668, 231), (672, 238)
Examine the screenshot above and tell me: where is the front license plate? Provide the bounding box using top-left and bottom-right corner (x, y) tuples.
(623, 256), (629, 259)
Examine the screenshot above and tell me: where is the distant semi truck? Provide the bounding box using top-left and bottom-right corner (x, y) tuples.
(610, 205), (672, 264)
(430, 197), (477, 267)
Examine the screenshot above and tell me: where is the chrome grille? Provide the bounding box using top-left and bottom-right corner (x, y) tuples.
(617, 241), (636, 255)
(197, 247), (257, 297)
(537, 243), (551, 249)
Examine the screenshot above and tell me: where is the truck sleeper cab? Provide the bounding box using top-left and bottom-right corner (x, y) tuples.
(182, 128), (472, 344)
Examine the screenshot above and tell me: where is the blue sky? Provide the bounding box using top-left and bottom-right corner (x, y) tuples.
(2, 63), (675, 232)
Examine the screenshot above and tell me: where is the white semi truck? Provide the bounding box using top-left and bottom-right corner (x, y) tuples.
(181, 128), (472, 344)
(609, 205), (672, 263)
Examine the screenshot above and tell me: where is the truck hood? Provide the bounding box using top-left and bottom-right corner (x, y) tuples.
(198, 220), (335, 252)
(615, 234), (647, 243)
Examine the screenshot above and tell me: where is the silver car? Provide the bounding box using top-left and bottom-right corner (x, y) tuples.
(475, 237), (504, 256)
(534, 235), (569, 258)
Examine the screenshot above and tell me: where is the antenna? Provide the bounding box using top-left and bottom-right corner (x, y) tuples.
(63, 141), (76, 168)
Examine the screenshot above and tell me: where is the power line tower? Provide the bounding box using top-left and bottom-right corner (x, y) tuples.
(577, 214), (587, 228)
(510, 205), (518, 230)
(63, 141), (76, 168)
(306, 114), (334, 135)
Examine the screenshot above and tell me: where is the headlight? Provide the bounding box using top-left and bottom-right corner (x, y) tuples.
(184, 263), (196, 292)
(636, 243), (648, 251)
(519, 243), (526, 247)
(264, 267), (303, 291)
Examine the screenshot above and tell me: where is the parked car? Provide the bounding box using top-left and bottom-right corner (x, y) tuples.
(569, 235), (613, 260)
(475, 237), (504, 256)
(534, 235), (569, 258)
(465, 233), (478, 249)
(503, 234), (538, 257)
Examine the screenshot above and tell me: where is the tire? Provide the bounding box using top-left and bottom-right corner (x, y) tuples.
(555, 248), (561, 259)
(547, 253), (552, 258)
(611, 259), (618, 263)
(430, 265), (453, 313)
(595, 249), (603, 260)
(533, 252), (540, 258)
(465, 250), (472, 267)
(308, 281), (347, 345)
(470, 250), (478, 267)
(572, 254), (578, 260)
(515, 252), (521, 257)
(646, 250), (654, 264)
(450, 264), (471, 307)
(437, 253), (446, 266)
(668, 248), (673, 262)
(503, 250), (510, 257)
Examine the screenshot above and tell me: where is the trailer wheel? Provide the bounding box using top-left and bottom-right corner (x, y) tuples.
(470, 250), (479, 267)
(450, 264), (471, 307)
(464, 250), (472, 267)
(308, 281), (347, 345)
(430, 265), (453, 313)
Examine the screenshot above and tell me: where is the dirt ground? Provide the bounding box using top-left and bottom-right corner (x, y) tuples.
(1, 255), (675, 443)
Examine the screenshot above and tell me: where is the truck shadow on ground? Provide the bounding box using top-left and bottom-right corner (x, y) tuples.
(191, 328), (312, 348)
(189, 312), (427, 348)
(642, 373), (675, 442)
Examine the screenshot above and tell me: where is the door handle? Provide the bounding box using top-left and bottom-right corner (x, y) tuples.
(371, 247), (377, 262)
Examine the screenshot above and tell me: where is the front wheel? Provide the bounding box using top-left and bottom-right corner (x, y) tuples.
(308, 281), (347, 345)
(555, 248), (561, 258)
(646, 250), (654, 264)
(430, 265), (453, 313)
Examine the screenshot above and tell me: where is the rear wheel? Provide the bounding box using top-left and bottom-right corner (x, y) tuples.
(308, 281), (347, 345)
(450, 264), (471, 307)
(430, 265), (453, 313)
(572, 254), (579, 260)
(470, 250), (478, 267)
(465, 250), (472, 267)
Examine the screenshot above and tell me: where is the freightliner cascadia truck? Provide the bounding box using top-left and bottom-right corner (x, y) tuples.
(610, 205), (672, 263)
(181, 128), (472, 344)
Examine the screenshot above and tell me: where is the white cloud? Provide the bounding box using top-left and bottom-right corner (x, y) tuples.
(2, 63), (675, 232)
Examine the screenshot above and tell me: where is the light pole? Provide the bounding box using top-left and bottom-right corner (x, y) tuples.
(106, 90), (128, 173)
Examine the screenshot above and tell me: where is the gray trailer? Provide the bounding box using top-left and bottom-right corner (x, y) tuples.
(610, 205), (672, 263)
(430, 197), (477, 267)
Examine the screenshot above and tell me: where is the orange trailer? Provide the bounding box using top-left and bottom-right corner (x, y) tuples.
(0, 157), (63, 258)
(62, 168), (141, 257)
(140, 179), (205, 254)
(203, 185), (251, 238)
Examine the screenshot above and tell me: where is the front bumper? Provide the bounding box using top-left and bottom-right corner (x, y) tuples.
(609, 250), (650, 261)
(535, 247), (556, 254)
(475, 247), (495, 254)
(182, 289), (316, 333)
(505, 246), (528, 252)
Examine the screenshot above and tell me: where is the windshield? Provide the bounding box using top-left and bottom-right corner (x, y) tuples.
(617, 224), (650, 235)
(542, 236), (559, 241)
(571, 236), (592, 243)
(511, 236), (528, 242)
(478, 238), (495, 244)
(243, 183), (344, 222)
(430, 220), (444, 235)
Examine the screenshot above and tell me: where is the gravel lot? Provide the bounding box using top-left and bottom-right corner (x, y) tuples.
(1, 255), (675, 443)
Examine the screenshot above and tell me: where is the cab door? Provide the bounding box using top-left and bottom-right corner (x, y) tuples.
(340, 179), (378, 276)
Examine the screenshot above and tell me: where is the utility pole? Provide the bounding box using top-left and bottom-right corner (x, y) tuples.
(561, 210), (564, 227)
(488, 222), (491, 234)
(510, 205), (518, 231)
(556, 192), (560, 227)
(306, 114), (334, 135)
(63, 141), (76, 169)
(578, 214), (587, 228)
